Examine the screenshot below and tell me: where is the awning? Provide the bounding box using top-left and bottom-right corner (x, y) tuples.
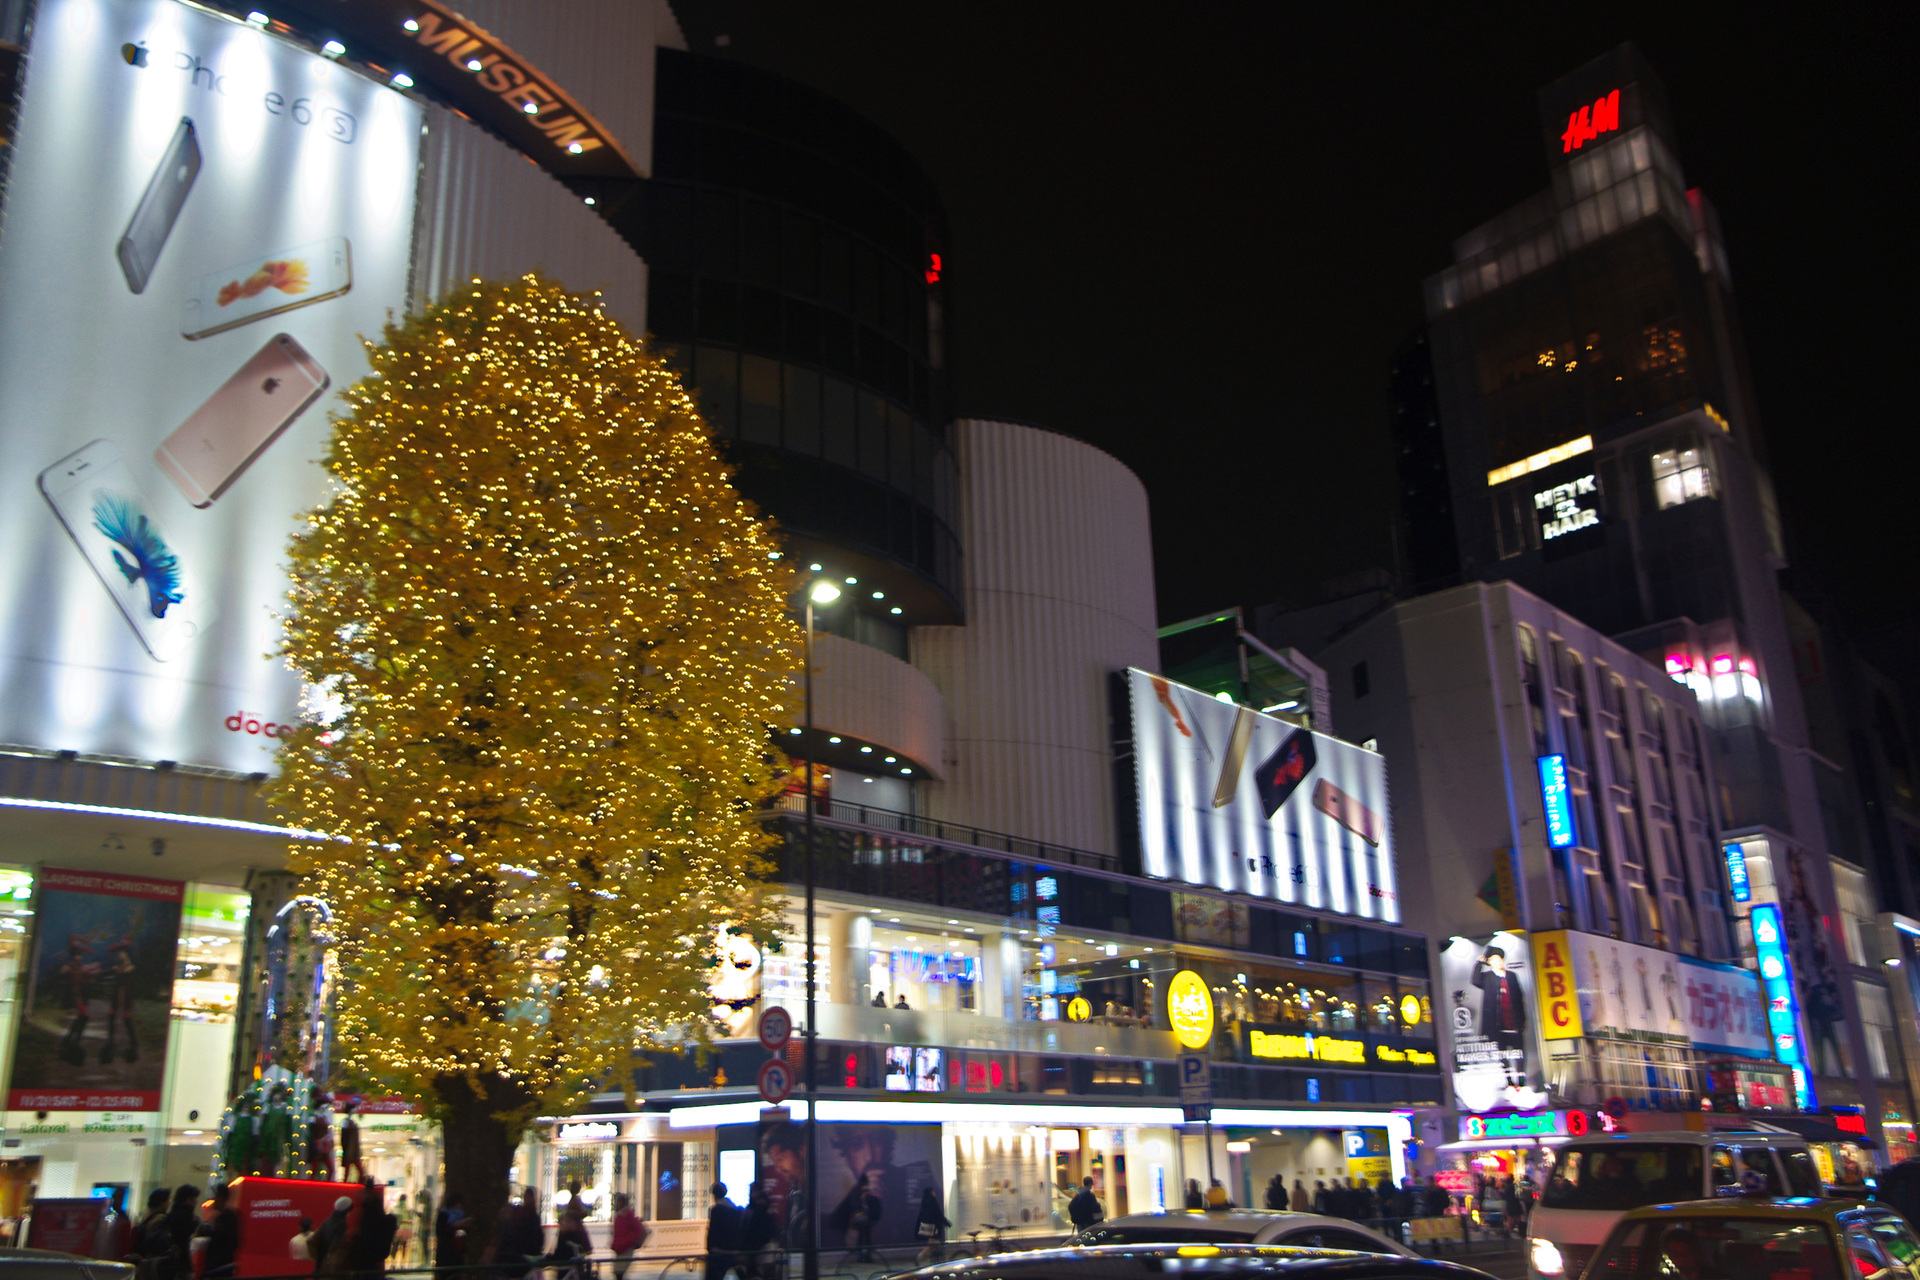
(1753, 1116), (1880, 1149)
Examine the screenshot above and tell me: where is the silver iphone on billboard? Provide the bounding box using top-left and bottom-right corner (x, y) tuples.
(38, 439), (199, 661)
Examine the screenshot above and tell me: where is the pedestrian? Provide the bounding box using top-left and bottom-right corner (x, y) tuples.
(133, 1189), (175, 1280)
(740, 1185), (777, 1280)
(316, 1196), (355, 1277)
(495, 1191), (547, 1280)
(611, 1192), (647, 1280)
(1068, 1177), (1104, 1232)
(1264, 1175), (1287, 1211)
(349, 1182), (398, 1280)
(390, 1196), (412, 1264)
(1312, 1180), (1329, 1214)
(434, 1193), (467, 1268)
(199, 1185), (240, 1279)
(550, 1203), (592, 1280)
(1290, 1180), (1309, 1213)
(1502, 1178), (1523, 1238)
(853, 1177), (881, 1262)
(914, 1188), (950, 1263)
(1184, 1180), (1205, 1210)
(290, 1218), (317, 1267)
(706, 1183), (741, 1280)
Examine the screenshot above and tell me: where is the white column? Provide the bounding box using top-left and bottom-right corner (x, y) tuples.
(828, 911), (872, 1006)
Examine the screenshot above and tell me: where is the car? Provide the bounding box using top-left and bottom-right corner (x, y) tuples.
(902, 1243), (1496, 1280)
(1527, 1129), (1823, 1280)
(1573, 1196), (1920, 1280)
(1072, 1211), (1418, 1257)
(0, 1247), (135, 1280)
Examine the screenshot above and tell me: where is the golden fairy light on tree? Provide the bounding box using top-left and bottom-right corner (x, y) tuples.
(272, 274), (798, 1243)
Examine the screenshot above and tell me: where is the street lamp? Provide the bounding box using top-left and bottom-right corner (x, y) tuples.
(801, 576), (839, 1280)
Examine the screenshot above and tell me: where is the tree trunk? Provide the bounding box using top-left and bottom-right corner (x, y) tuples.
(436, 1073), (537, 1263)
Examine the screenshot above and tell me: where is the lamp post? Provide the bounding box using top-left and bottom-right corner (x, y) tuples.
(801, 577), (840, 1280)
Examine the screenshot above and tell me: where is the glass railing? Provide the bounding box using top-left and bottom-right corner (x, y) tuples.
(770, 794), (1122, 872)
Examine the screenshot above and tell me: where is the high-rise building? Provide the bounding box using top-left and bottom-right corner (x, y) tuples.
(1388, 43), (1892, 1139)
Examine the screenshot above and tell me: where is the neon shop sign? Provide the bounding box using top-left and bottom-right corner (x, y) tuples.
(1536, 475), (1600, 540)
(1561, 89), (1621, 153)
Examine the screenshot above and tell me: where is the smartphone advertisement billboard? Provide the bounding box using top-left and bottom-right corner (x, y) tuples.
(1122, 668), (1398, 921)
(0, 0), (423, 772)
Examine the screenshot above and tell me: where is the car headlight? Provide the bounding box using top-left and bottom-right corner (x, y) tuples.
(1531, 1237), (1566, 1278)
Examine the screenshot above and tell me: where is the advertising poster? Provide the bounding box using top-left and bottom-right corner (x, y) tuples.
(1125, 669), (1398, 921)
(1438, 932), (1546, 1113)
(22, 1199), (108, 1254)
(951, 1127), (1051, 1233)
(1560, 929), (1770, 1057)
(9, 868), (185, 1110)
(819, 1123), (940, 1251)
(0, 0), (424, 772)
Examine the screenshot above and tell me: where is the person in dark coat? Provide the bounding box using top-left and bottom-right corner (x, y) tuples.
(495, 1192), (547, 1280)
(739, 1186), (778, 1280)
(349, 1182), (398, 1280)
(200, 1185), (241, 1279)
(1184, 1180), (1205, 1210)
(1264, 1176), (1287, 1211)
(1067, 1178), (1103, 1232)
(706, 1183), (742, 1280)
(434, 1194), (467, 1268)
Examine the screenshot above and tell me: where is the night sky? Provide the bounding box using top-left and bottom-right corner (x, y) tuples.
(673, 4), (1917, 637)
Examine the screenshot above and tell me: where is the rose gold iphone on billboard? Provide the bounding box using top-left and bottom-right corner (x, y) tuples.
(154, 334), (328, 508)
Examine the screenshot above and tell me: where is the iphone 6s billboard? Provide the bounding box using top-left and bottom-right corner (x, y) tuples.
(1122, 669), (1399, 922)
(0, 0), (422, 772)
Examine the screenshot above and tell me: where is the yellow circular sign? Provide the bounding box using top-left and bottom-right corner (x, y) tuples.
(1400, 994), (1422, 1027)
(1066, 996), (1092, 1022)
(1167, 970), (1214, 1049)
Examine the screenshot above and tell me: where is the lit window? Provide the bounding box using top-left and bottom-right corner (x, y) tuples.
(1652, 446), (1713, 509)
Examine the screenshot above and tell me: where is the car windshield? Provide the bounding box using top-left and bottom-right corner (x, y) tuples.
(1074, 1225), (1258, 1246)
(1539, 1145), (1705, 1211)
(1589, 1216), (1838, 1280)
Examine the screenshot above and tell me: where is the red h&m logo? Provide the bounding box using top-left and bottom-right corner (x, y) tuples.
(1562, 89), (1621, 153)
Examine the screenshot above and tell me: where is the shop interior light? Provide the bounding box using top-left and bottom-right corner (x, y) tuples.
(1711, 654), (1735, 675)
(1226, 1140), (1252, 1153)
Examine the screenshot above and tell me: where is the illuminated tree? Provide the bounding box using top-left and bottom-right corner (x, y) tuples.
(273, 275), (797, 1245)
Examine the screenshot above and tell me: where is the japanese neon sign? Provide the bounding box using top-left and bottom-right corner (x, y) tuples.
(1538, 754), (1577, 849)
(1723, 843), (1751, 903)
(1749, 903), (1813, 1109)
(1562, 89), (1621, 154)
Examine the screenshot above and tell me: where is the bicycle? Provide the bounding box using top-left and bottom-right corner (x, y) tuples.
(965, 1224), (1009, 1258)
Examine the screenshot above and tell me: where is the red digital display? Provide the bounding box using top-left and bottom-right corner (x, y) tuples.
(925, 253), (942, 285)
(1834, 1112), (1868, 1136)
(1561, 89), (1621, 153)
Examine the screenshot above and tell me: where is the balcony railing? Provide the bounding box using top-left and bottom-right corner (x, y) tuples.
(770, 792), (1122, 872)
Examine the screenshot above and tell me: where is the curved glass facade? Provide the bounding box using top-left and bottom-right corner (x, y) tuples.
(632, 50), (960, 618)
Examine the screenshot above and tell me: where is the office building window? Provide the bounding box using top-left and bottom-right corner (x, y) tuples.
(1652, 445), (1713, 509)
(1832, 862), (1876, 966)
(1856, 981), (1897, 1080)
